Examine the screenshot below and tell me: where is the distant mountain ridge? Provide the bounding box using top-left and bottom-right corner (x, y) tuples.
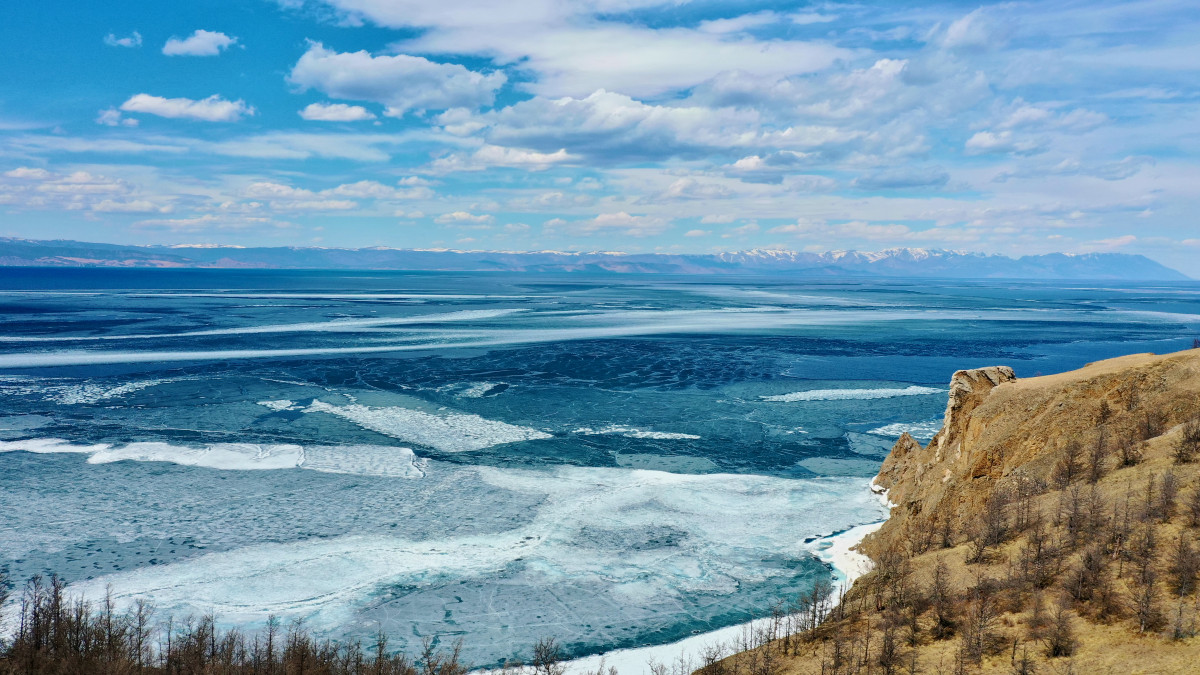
(0, 237), (1188, 280)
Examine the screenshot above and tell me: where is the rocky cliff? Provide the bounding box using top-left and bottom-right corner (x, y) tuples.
(718, 349), (1200, 674)
(863, 351), (1200, 562)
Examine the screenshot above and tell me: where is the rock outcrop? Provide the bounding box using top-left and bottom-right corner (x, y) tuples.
(864, 350), (1200, 560)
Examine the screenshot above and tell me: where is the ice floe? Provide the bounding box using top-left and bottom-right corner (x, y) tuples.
(302, 399), (552, 452)
(43, 466), (886, 663)
(762, 385), (942, 402)
(574, 425), (701, 440)
(866, 419), (943, 442)
(0, 438), (426, 477)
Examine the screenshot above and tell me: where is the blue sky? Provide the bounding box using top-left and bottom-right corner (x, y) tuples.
(1, 0), (1199, 272)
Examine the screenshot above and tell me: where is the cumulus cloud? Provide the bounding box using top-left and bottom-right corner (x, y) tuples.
(0, 167), (172, 214)
(299, 102), (376, 121)
(293, 1), (849, 98)
(103, 31), (142, 48)
(288, 42), (506, 116)
(4, 167), (52, 180)
(162, 30), (238, 57)
(430, 144), (574, 172)
(435, 211), (494, 225)
(545, 212), (670, 238)
(444, 89), (762, 162)
(120, 94), (254, 122)
(237, 178), (434, 212)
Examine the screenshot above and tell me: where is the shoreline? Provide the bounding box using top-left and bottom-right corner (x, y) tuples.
(560, 482), (890, 675)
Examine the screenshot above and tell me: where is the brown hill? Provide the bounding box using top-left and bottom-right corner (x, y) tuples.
(715, 349), (1200, 675)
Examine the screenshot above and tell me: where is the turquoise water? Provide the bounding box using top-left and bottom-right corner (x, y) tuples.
(1, 269), (1198, 664)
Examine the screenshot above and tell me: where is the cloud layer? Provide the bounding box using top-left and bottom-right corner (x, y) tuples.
(1, 0), (1198, 274)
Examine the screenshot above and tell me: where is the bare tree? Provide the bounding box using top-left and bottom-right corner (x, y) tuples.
(1087, 429), (1109, 484)
(531, 637), (565, 675)
(1117, 431), (1143, 468)
(1044, 602), (1077, 658)
(1161, 470), (1180, 523)
(1176, 419), (1200, 465)
(1052, 441), (1083, 489)
(1189, 484), (1200, 528)
(931, 558), (956, 640)
(1170, 534), (1200, 597)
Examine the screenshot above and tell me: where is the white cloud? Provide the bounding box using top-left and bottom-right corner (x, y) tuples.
(1083, 234), (1137, 251)
(288, 43), (506, 116)
(237, 178), (431, 210)
(447, 89), (761, 162)
(270, 199), (358, 211)
(120, 94), (254, 122)
(697, 12), (782, 35)
(660, 178), (734, 200)
(299, 102), (376, 121)
(430, 144), (574, 172)
(545, 212), (671, 238)
(4, 167), (52, 180)
(162, 30), (238, 57)
(96, 108), (139, 127)
(722, 223), (760, 238)
(299, 1), (849, 98)
(964, 130), (1044, 156)
(104, 31), (142, 48)
(939, 8), (1008, 51)
(91, 199), (169, 213)
(327, 179), (432, 200)
(994, 100), (1107, 133)
(135, 214), (293, 232)
(684, 229), (710, 237)
(435, 211), (494, 225)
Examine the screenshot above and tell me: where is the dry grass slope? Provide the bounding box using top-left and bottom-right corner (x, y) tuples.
(710, 349), (1200, 675)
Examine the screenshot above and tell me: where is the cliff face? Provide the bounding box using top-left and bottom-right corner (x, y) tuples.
(720, 349), (1200, 674)
(865, 350), (1200, 559)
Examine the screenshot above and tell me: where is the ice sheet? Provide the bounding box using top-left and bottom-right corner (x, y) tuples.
(762, 385), (942, 402)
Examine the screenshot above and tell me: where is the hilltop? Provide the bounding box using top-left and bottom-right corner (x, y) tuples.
(716, 349), (1200, 674)
(0, 238), (1188, 280)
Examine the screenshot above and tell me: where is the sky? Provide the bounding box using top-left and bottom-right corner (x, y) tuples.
(1, 1), (1199, 273)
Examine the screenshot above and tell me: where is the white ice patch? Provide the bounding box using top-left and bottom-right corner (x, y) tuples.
(0, 309), (526, 342)
(574, 425), (701, 440)
(866, 420), (943, 442)
(457, 382), (500, 398)
(59, 466), (887, 636)
(0, 376), (183, 405)
(257, 399), (297, 411)
(0, 438), (107, 454)
(762, 385), (943, 402)
(0, 438), (426, 478)
(303, 399), (551, 452)
(806, 521), (885, 598)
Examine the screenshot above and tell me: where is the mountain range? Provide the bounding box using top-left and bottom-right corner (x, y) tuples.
(0, 237), (1188, 280)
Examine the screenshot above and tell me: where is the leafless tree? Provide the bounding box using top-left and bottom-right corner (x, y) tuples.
(1170, 534), (1200, 597)
(1044, 602), (1077, 658)
(931, 558), (956, 640)
(1176, 419), (1200, 465)
(531, 637), (565, 675)
(1052, 441), (1083, 489)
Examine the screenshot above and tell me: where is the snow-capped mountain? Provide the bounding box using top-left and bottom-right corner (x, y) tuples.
(0, 238), (1188, 280)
